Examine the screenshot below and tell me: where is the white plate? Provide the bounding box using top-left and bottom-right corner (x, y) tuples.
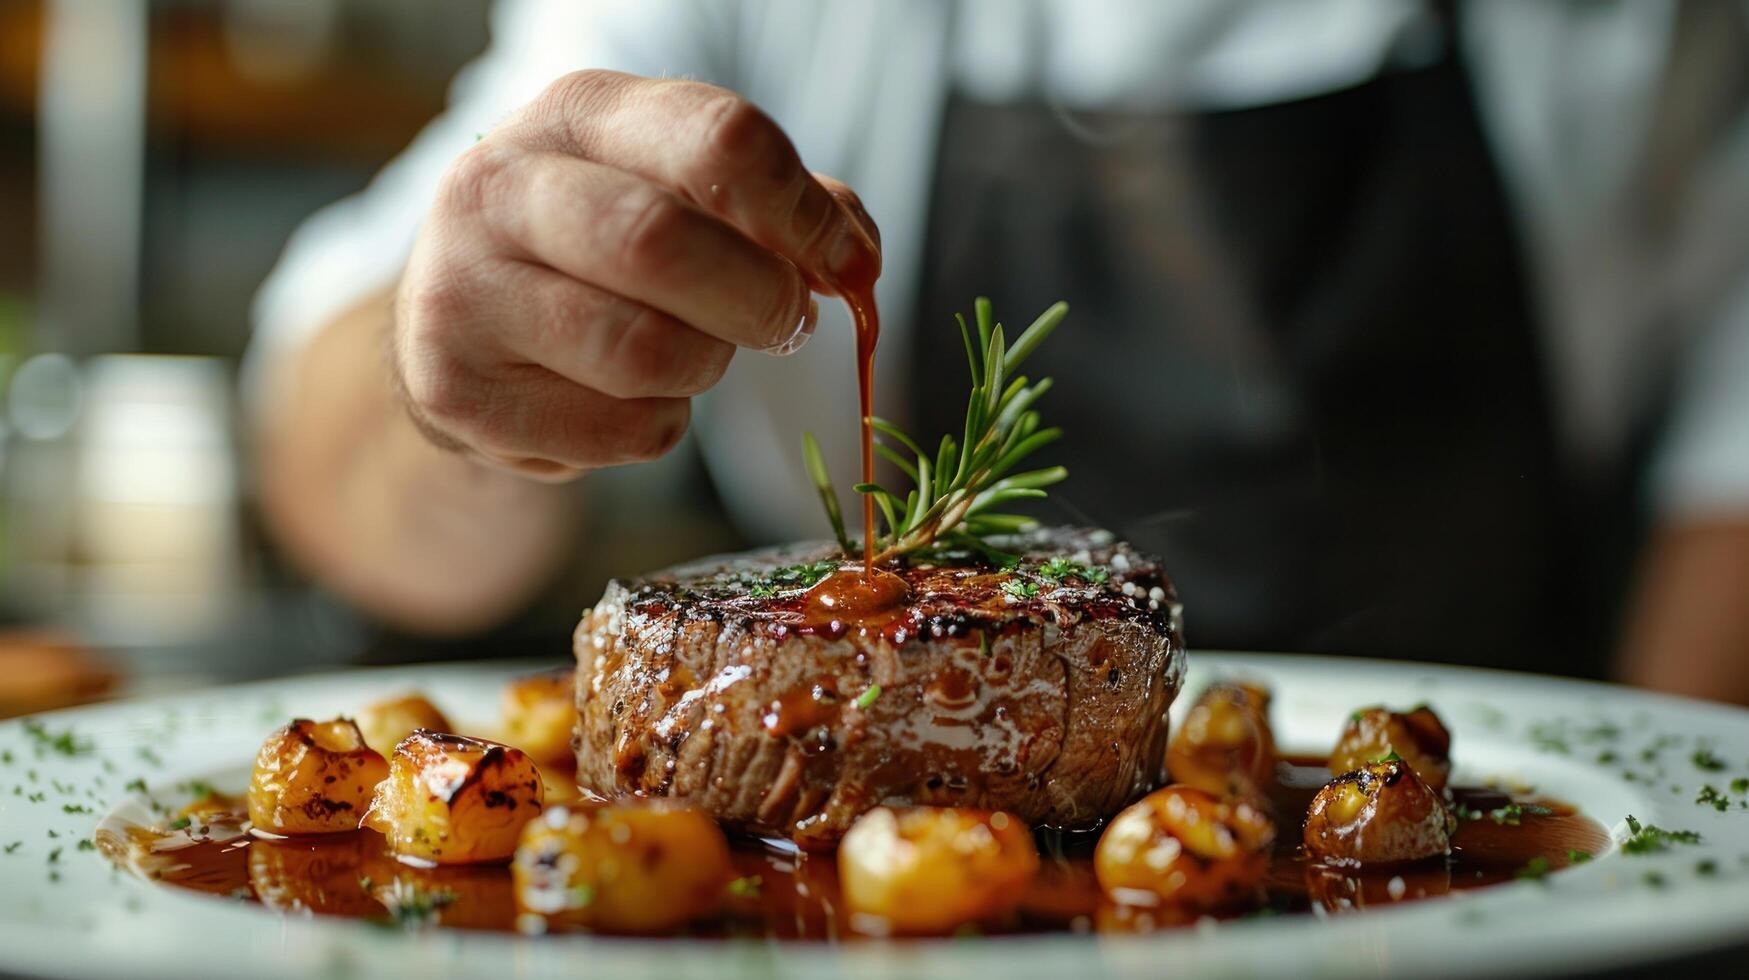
(2, 654), (1748, 979)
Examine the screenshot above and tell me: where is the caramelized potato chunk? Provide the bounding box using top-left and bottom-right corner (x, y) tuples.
(512, 803), (732, 933)
(1304, 759), (1455, 866)
(247, 718), (388, 835)
(1329, 705), (1452, 792)
(363, 731), (544, 864)
(500, 669), (577, 767)
(355, 694), (453, 757)
(838, 806), (1039, 935)
(1166, 682), (1277, 799)
(1095, 785), (1276, 910)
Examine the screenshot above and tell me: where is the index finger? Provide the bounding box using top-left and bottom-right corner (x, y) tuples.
(507, 70), (880, 294)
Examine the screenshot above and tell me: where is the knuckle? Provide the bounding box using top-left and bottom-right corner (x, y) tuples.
(700, 93), (782, 175)
(398, 345), (479, 434)
(437, 142), (509, 216)
(600, 307), (679, 397)
(630, 401), (690, 462)
(535, 69), (618, 126)
(615, 188), (691, 278)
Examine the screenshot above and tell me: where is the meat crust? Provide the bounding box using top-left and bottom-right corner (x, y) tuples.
(573, 528), (1185, 846)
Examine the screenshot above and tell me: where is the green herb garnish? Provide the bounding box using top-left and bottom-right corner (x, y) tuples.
(167, 817), (191, 832)
(804, 299), (1070, 562)
(1643, 871), (1667, 889)
(1002, 578), (1041, 599)
(1377, 751), (1404, 764)
(1732, 778), (1749, 794)
(2, 842), (20, 854)
(1034, 557), (1108, 585)
(727, 875), (762, 898)
(1692, 748), (1728, 772)
(1695, 785), (1736, 812)
(854, 685), (882, 710)
(1621, 815), (1702, 854)
(748, 561), (839, 598)
(1696, 859), (1718, 876)
(383, 881), (458, 927)
(21, 720), (91, 758)
(1514, 856), (1551, 881)
(1566, 849), (1593, 864)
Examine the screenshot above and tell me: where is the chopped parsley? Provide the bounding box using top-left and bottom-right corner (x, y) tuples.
(1566, 850), (1593, 864)
(1376, 751), (1403, 764)
(747, 561), (838, 598)
(383, 882), (458, 927)
(1621, 815), (1702, 855)
(1001, 578), (1041, 599)
(1691, 748), (1728, 772)
(1034, 557), (1108, 585)
(21, 720), (91, 758)
(358, 876), (374, 891)
(1696, 859), (1718, 877)
(1643, 871), (1667, 889)
(167, 817), (191, 832)
(727, 875), (763, 898)
(854, 685), (883, 710)
(1527, 722), (1570, 755)
(1733, 778), (1749, 795)
(1513, 856), (1552, 881)
(136, 747), (163, 767)
(1596, 750), (1619, 765)
(123, 778), (147, 794)
(76, 839), (94, 852)
(61, 803), (92, 815)
(1, 749), (12, 765)
(1695, 785), (1736, 812)
(46, 847), (61, 864)
(178, 780), (216, 799)
(2, 842), (20, 854)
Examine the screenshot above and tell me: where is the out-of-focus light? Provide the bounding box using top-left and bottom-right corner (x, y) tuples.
(7, 353), (83, 441)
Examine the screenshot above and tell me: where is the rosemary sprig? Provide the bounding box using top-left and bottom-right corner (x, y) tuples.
(803, 298), (1070, 562)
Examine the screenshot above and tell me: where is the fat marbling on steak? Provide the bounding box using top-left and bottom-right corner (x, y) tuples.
(572, 527), (1185, 847)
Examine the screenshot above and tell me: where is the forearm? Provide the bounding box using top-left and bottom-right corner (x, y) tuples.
(255, 289), (581, 635)
(1616, 519), (1749, 705)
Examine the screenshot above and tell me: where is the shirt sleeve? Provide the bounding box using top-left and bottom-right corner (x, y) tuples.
(1652, 276), (1749, 521)
(242, 0), (733, 407)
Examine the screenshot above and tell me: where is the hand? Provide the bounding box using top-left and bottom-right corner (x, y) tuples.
(392, 71), (880, 481)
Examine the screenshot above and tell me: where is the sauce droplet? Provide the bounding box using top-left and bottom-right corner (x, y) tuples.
(802, 566), (909, 627)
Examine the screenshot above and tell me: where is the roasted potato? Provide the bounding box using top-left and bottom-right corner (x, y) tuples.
(500, 669), (577, 768)
(1329, 705), (1452, 792)
(362, 731), (544, 864)
(1303, 759), (1455, 866)
(838, 806), (1039, 935)
(512, 802), (732, 934)
(1095, 785), (1276, 910)
(247, 717), (389, 835)
(1165, 682), (1276, 799)
(355, 694), (453, 757)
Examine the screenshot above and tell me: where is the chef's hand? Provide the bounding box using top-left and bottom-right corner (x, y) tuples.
(393, 71), (880, 481)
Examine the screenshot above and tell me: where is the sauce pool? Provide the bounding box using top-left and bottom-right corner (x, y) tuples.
(100, 758), (1608, 938)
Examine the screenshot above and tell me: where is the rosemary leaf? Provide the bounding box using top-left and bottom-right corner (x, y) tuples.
(1002, 301), (1069, 375)
(802, 432), (850, 552)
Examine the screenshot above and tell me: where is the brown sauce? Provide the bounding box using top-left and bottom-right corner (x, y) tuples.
(102, 756), (1608, 938)
(836, 247), (882, 575)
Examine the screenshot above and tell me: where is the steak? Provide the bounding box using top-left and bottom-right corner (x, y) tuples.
(572, 527), (1185, 847)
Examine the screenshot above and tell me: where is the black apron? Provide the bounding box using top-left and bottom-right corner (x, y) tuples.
(912, 38), (1583, 672)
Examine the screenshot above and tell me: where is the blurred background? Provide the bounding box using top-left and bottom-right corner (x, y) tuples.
(1, 1), (1746, 714)
(0, 0), (744, 713)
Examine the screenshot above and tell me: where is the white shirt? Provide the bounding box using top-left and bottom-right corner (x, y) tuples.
(249, 0), (1749, 542)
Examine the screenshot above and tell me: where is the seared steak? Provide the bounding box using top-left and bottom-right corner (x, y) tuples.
(572, 527), (1185, 847)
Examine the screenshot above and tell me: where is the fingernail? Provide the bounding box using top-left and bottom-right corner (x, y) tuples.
(767, 298), (818, 356)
